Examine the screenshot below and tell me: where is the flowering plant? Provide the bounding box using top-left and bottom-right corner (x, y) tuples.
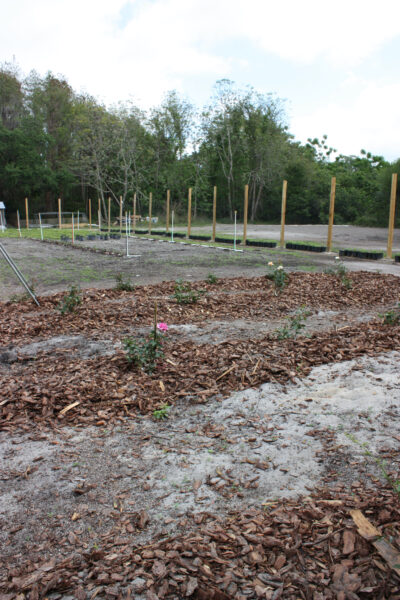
(124, 305), (167, 374)
(266, 261), (288, 293)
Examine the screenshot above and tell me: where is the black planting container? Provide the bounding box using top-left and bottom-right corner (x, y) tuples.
(246, 240), (277, 248)
(189, 235), (212, 241)
(395, 255), (400, 263)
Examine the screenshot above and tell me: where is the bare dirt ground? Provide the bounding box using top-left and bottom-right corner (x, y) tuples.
(0, 230), (399, 301)
(1, 236), (400, 599)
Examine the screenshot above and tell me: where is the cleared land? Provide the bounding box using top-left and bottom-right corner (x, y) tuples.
(1, 233), (400, 599)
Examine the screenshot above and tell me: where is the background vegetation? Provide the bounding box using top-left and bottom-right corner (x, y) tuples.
(0, 63), (399, 226)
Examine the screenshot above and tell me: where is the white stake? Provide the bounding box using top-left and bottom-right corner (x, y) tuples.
(17, 210), (22, 237)
(171, 210), (174, 242)
(72, 213), (75, 244)
(126, 211), (129, 257)
(39, 213), (44, 240)
(234, 210), (237, 251)
(77, 210), (80, 230)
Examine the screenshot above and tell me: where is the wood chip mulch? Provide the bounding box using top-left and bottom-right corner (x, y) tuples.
(1, 485), (400, 599)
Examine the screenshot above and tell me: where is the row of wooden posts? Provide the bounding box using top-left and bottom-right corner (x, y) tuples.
(21, 174), (398, 257)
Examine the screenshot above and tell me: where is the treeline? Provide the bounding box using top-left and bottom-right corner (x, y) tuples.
(0, 63), (398, 226)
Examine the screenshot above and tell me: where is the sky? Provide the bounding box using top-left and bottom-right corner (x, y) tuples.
(1, 0), (400, 160)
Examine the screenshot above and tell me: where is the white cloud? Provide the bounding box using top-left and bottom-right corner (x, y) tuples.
(291, 81), (400, 160)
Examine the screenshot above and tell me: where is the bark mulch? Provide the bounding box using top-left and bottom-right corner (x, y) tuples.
(1, 485), (400, 599)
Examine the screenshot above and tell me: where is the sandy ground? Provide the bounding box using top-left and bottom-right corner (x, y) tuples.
(1, 349), (399, 563)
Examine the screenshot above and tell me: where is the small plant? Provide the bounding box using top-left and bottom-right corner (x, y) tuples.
(332, 257), (352, 289)
(115, 272), (134, 291)
(124, 305), (167, 374)
(206, 273), (218, 284)
(346, 433), (400, 498)
(172, 279), (204, 304)
(153, 403), (171, 420)
(57, 285), (82, 314)
(266, 262), (288, 293)
(379, 302), (400, 325)
(276, 306), (310, 340)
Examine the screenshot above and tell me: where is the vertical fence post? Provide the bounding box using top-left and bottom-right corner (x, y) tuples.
(72, 213), (75, 244)
(108, 197), (111, 233)
(58, 198), (62, 230)
(212, 186), (217, 242)
(98, 198), (101, 230)
(39, 213), (43, 240)
(234, 211), (237, 251)
(88, 198), (92, 229)
(387, 173), (398, 259)
(242, 185), (249, 246)
(17, 210), (22, 237)
(327, 177), (336, 252)
(187, 188), (192, 238)
(166, 189), (170, 234)
(119, 196), (123, 234)
(148, 192), (152, 235)
(280, 180), (288, 248)
(25, 198), (29, 230)
(171, 210), (174, 242)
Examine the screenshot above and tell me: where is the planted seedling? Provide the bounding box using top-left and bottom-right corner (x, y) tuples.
(206, 273), (218, 284)
(266, 262), (288, 293)
(276, 306), (310, 340)
(379, 302), (400, 325)
(57, 285), (82, 315)
(153, 403), (171, 420)
(172, 279), (204, 304)
(115, 272), (134, 291)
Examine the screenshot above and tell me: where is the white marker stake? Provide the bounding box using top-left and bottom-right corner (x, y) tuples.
(126, 211), (129, 257)
(171, 210), (174, 242)
(17, 210), (22, 237)
(234, 211), (237, 251)
(77, 210), (80, 230)
(39, 213), (44, 240)
(72, 214), (75, 244)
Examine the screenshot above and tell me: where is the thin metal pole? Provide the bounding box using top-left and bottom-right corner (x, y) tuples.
(125, 211), (129, 257)
(171, 210), (174, 242)
(234, 211), (237, 251)
(0, 243), (39, 305)
(17, 210), (22, 237)
(77, 210), (80, 231)
(72, 213), (75, 244)
(39, 213), (44, 241)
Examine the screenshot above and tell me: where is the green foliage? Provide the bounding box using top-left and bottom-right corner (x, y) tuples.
(276, 306), (310, 340)
(206, 273), (218, 284)
(124, 308), (166, 374)
(331, 258), (352, 289)
(266, 262), (289, 293)
(379, 303), (400, 325)
(153, 403), (171, 420)
(57, 285), (82, 314)
(115, 272), (134, 291)
(172, 279), (204, 304)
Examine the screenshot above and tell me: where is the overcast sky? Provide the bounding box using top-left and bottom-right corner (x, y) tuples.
(2, 0), (400, 160)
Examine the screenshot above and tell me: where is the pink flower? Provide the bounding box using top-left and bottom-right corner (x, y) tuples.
(157, 322), (168, 332)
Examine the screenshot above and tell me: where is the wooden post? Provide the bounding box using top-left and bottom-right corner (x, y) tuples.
(108, 197), (111, 233)
(327, 177), (336, 252)
(25, 197), (29, 229)
(148, 192), (152, 234)
(58, 198), (61, 229)
(88, 198), (92, 229)
(119, 196), (123, 233)
(387, 173), (398, 259)
(280, 180), (288, 248)
(212, 186), (217, 242)
(133, 193), (136, 232)
(166, 189), (170, 233)
(187, 187), (192, 238)
(242, 185), (249, 246)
